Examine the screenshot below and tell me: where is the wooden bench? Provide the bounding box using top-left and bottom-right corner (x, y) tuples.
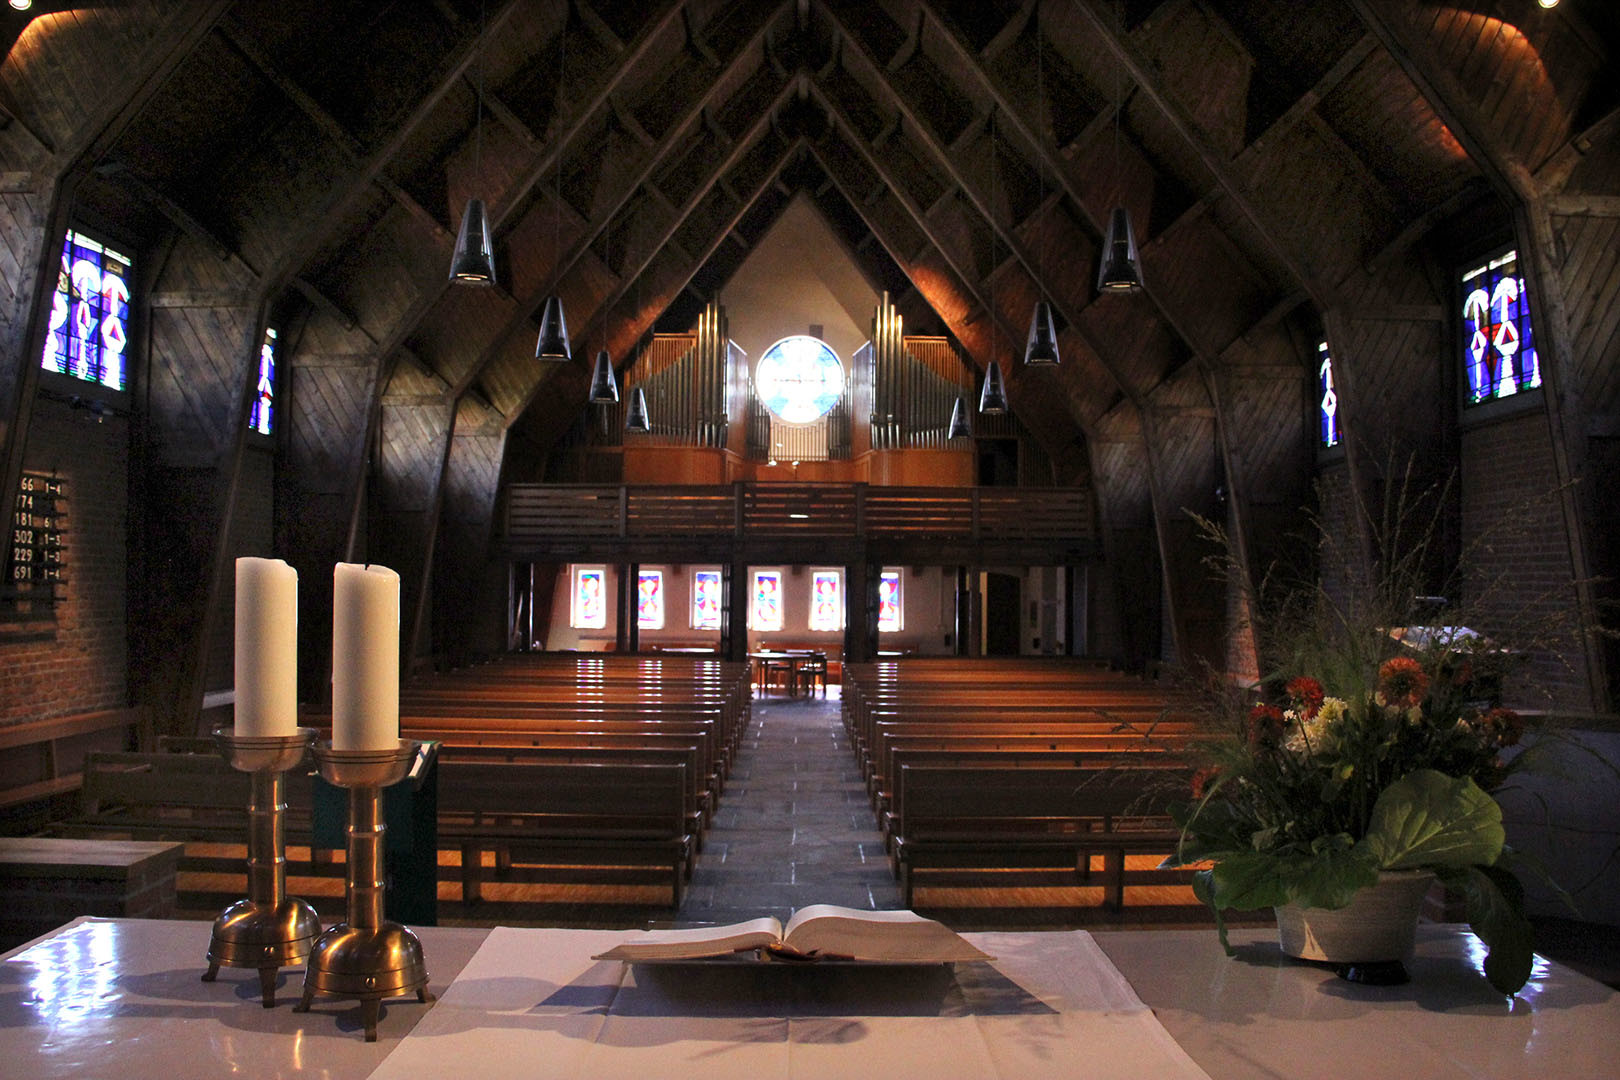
(0, 837), (184, 950)
(436, 760), (692, 907)
(0, 708), (147, 821)
(889, 764), (1188, 910)
(52, 750), (315, 847)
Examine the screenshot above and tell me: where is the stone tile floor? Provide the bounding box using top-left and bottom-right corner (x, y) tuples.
(674, 685), (902, 928)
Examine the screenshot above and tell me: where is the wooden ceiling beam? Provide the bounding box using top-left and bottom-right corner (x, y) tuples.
(1071, 0), (1331, 310)
(819, 4), (1144, 406)
(503, 137), (805, 444)
(1234, 33), (1376, 170)
(450, 10), (794, 403)
(93, 163), (241, 267)
(913, 3), (1264, 381)
(354, 0), (691, 396)
(805, 139), (1101, 466)
(800, 85), (1025, 372)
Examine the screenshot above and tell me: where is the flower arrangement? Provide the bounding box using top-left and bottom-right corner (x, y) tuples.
(1166, 466), (1570, 996)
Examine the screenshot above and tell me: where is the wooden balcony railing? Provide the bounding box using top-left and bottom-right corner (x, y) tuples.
(503, 483), (1093, 545)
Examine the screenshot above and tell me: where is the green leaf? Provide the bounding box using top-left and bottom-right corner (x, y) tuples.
(1207, 852), (1295, 911)
(1438, 865), (1534, 995)
(1286, 848), (1380, 910)
(1356, 769), (1505, 870)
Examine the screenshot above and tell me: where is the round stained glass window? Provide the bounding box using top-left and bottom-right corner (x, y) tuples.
(755, 336), (844, 424)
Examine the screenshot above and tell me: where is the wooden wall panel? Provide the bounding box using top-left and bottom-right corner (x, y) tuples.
(1318, 50), (1474, 213)
(433, 406), (507, 664)
(1138, 2), (1252, 160)
(1558, 214), (1620, 414)
(1418, 7), (1590, 174)
(1245, 121), (1380, 287)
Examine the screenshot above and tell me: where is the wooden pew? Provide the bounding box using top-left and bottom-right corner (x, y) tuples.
(54, 750), (314, 846)
(889, 763), (1189, 910)
(436, 761), (692, 907)
(0, 708), (148, 818)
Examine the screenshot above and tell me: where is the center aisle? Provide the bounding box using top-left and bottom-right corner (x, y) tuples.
(676, 687), (903, 926)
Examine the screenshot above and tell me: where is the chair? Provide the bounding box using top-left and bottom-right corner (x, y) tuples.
(795, 653), (828, 698)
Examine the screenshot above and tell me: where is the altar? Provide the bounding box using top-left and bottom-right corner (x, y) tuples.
(3, 918), (1616, 1078)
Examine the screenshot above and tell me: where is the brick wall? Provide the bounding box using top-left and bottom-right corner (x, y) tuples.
(0, 394), (130, 727)
(1459, 408), (1591, 710)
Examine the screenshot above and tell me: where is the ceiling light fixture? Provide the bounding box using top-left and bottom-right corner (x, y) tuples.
(981, 109), (1008, 415)
(536, 15), (572, 361)
(589, 349), (618, 404)
(979, 360), (1008, 415)
(947, 395), (971, 439)
(8, 0), (33, 11)
(625, 386), (651, 433)
(1098, 3), (1143, 294)
(1024, 7), (1059, 366)
(448, 1), (497, 286)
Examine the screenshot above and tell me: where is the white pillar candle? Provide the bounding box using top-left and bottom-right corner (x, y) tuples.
(332, 562), (401, 751)
(234, 557), (299, 738)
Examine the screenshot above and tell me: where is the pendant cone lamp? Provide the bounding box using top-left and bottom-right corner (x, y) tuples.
(1098, 206), (1143, 293)
(589, 349), (618, 404)
(979, 361), (1008, 415)
(449, 198), (497, 286)
(947, 395), (971, 439)
(535, 294), (571, 361)
(625, 386), (650, 432)
(451, 0), (496, 287)
(1023, 300), (1059, 365)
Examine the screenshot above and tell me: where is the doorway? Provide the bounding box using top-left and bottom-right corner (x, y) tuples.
(984, 572), (1021, 656)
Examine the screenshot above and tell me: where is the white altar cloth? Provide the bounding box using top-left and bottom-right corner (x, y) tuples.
(367, 926), (1211, 1079)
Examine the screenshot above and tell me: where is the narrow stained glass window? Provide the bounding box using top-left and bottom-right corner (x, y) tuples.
(251, 327), (277, 435)
(1317, 341), (1340, 449)
(1461, 248), (1540, 405)
(878, 570), (903, 632)
(571, 566), (607, 629)
(752, 570), (783, 631)
(809, 570), (842, 632)
(638, 569), (664, 629)
(692, 569), (722, 630)
(42, 229), (133, 391)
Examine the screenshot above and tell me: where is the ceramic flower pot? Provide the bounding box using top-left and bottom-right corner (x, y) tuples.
(1274, 869), (1435, 970)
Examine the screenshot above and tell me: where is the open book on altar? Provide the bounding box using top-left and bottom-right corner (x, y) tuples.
(592, 905), (994, 964)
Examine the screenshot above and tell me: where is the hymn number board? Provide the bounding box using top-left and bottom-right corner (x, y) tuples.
(7, 473), (66, 610)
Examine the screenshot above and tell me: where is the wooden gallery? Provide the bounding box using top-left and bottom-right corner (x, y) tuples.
(0, 2), (1617, 1077)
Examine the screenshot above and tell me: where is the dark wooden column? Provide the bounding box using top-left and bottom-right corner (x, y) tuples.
(723, 561), (749, 662)
(843, 561), (874, 665)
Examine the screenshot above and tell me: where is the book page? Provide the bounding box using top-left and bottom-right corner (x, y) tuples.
(592, 918), (782, 962)
(780, 905), (994, 963)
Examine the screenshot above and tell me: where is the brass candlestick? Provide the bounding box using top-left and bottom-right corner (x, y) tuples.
(294, 741), (432, 1041)
(202, 727), (322, 1007)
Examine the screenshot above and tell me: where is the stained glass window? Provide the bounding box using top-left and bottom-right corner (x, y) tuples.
(638, 569), (664, 629)
(879, 570), (903, 632)
(809, 570), (842, 632)
(755, 336), (843, 423)
(42, 229), (133, 391)
(251, 327), (277, 435)
(751, 570), (783, 631)
(571, 566), (607, 629)
(1317, 341), (1340, 449)
(1461, 248), (1540, 405)
(692, 569), (722, 630)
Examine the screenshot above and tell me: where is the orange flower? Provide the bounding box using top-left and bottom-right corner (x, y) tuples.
(1285, 677), (1325, 718)
(1378, 657), (1429, 707)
